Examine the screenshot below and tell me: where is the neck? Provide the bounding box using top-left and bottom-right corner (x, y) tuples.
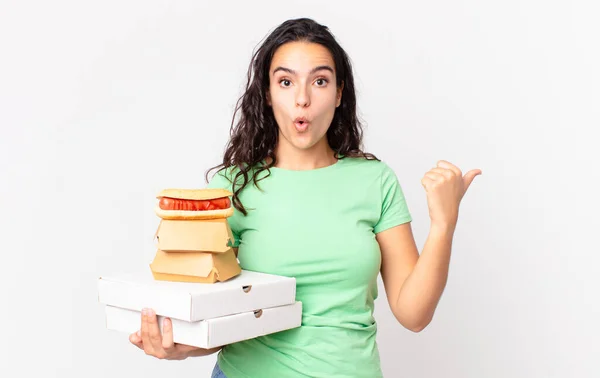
(271, 138), (337, 171)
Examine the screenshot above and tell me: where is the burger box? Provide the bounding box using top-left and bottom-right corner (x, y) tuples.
(97, 269), (298, 323)
(98, 269), (302, 348)
(150, 218), (241, 283)
(104, 302), (303, 349)
(149, 248), (241, 283)
(154, 218), (234, 253)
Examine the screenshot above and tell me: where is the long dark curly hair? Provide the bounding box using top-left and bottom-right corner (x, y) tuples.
(206, 18), (378, 216)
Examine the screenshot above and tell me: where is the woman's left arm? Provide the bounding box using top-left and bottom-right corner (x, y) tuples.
(377, 160), (482, 332)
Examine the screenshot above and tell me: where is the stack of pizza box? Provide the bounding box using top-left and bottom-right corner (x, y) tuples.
(97, 188), (303, 349)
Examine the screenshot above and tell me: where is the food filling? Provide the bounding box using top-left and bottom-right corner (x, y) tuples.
(159, 197), (231, 211)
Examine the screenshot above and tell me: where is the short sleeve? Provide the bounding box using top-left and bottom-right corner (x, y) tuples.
(206, 168), (241, 248)
(373, 164), (412, 234)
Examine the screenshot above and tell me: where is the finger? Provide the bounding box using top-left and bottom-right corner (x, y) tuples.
(430, 168), (454, 178)
(421, 176), (435, 190)
(425, 172), (443, 182)
(161, 318), (175, 350)
(141, 309), (155, 355)
(129, 331), (144, 350)
(463, 169), (482, 191)
(436, 160), (462, 176)
(146, 309), (165, 353)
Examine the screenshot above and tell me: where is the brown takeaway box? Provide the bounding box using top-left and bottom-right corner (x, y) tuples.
(154, 218), (234, 253)
(149, 218), (241, 283)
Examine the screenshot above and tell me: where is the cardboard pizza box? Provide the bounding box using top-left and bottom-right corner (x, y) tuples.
(104, 301), (303, 349)
(97, 269), (297, 321)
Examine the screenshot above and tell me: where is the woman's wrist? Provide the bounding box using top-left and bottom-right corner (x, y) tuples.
(186, 346), (222, 358)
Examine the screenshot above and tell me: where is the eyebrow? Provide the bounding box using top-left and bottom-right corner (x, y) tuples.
(272, 65), (334, 76)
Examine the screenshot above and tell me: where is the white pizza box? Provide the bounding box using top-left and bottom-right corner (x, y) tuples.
(97, 269), (297, 322)
(104, 301), (303, 349)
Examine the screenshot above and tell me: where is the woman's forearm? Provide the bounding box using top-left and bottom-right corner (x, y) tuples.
(396, 223), (455, 331)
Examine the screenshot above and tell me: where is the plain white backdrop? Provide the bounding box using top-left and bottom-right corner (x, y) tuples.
(1, 0), (598, 377)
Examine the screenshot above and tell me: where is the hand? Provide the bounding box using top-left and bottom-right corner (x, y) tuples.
(421, 160), (482, 229)
(129, 308), (205, 360)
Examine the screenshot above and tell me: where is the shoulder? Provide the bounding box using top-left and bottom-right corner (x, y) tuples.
(339, 156), (395, 178)
(340, 157), (407, 200)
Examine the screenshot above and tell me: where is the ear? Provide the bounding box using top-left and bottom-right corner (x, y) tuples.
(266, 91), (272, 107)
(336, 81), (344, 108)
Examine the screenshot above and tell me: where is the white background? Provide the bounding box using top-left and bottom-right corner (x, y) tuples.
(1, 0), (598, 377)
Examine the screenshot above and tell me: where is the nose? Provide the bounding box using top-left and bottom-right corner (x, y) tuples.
(295, 85), (310, 108)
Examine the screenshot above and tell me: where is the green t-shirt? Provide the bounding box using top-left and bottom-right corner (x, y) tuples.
(206, 156), (412, 378)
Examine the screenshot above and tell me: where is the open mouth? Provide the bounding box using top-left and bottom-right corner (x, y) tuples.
(294, 117), (309, 132)
(294, 120), (309, 132)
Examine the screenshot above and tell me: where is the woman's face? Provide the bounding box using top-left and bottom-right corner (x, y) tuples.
(267, 41), (343, 153)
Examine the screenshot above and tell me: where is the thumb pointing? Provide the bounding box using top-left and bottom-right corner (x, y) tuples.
(463, 169), (482, 191)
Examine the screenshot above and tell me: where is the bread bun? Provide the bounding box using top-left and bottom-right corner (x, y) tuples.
(156, 188), (232, 201)
(154, 205), (234, 220)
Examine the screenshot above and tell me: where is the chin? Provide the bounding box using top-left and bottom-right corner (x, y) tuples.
(288, 140), (315, 151)
(291, 134), (324, 150)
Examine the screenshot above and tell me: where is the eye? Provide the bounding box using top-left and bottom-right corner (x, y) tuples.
(315, 78), (329, 86)
(279, 79), (292, 87)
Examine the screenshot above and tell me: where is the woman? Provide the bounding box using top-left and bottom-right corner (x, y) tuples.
(129, 18), (481, 377)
